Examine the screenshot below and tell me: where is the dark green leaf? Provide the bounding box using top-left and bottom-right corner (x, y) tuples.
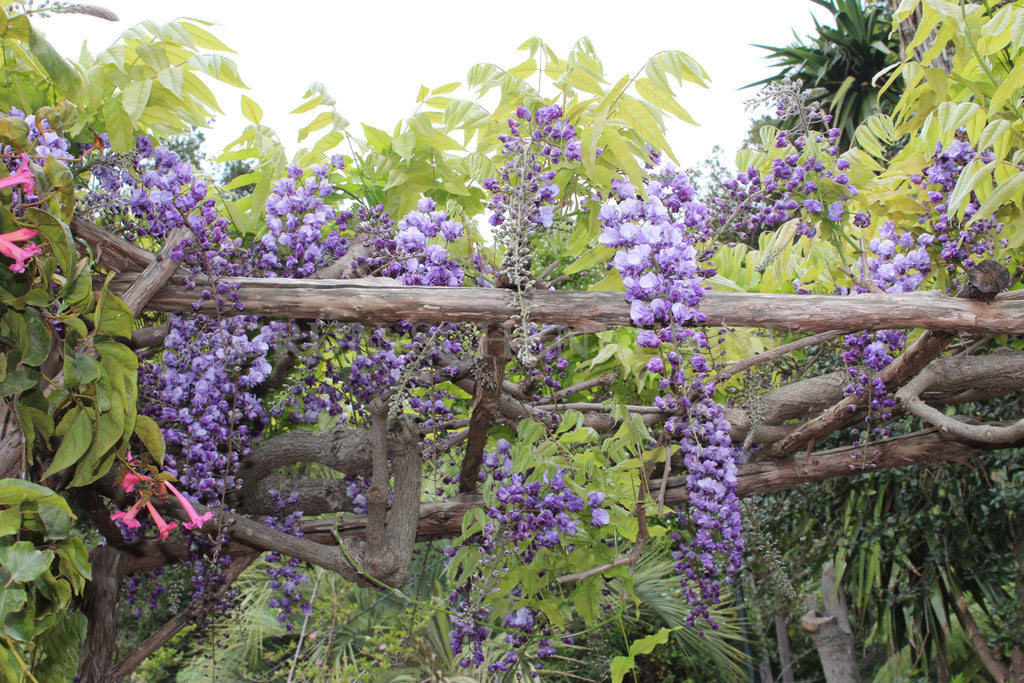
(0, 541), (53, 583)
(41, 408), (93, 479)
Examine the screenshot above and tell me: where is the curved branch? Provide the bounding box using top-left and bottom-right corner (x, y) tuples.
(238, 424), (375, 515)
(897, 367), (1024, 444)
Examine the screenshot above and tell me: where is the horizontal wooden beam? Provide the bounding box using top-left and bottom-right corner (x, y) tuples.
(106, 274), (1024, 335)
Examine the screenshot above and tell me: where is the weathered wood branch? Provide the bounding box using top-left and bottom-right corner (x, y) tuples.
(118, 227), (189, 316)
(103, 274), (1024, 335)
(71, 216), (156, 273)
(897, 366), (1024, 444)
(77, 546), (129, 683)
(131, 427), (987, 575)
(238, 424), (375, 515)
(460, 325), (508, 493)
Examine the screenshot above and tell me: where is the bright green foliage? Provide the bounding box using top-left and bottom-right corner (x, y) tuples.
(752, 0), (900, 149)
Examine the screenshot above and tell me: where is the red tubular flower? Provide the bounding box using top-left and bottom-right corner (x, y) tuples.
(109, 498), (145, 529)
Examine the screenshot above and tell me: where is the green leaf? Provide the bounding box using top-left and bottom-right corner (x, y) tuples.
(946, 157), (992, 217)
(54, 539), (91, 592)
(29, 26), (81, 96)
(634, 78), (700, 126)
(0, 507), (20, 538)
(21, 307), (50, 367)
(240, 94), (263, 124)
(0, 480), (71, 513)
(95, 287), (134, 338)
(566, 68), (605, 96)
(37, 503), (72, 540)
(181, 20), (235, 52)
(628, 627), (677, 655)
(0, 367), (37, 397)
(23, 208), (73, 275)
(68, 442), (115, 488)
(101, 96), (134, 152)
(392, 131), (416, 158)
(297, 110), (335, 142)
(610, 655), (635, 683)
(618, 98), (672, 158)
(222, 172), (260, 191)
(362, 124), (391, 152)
(0, 541), (53, 583)
(971, 170), (1024, 224)
(0, 116), (30, 150)
(133, 414), (165, 466)
(121, 80), (153, 126)
(977, 119), (1012, 161)
(989, 59), (1024, 114)
(572, 576), (602, 625)
(41, 408), (94, 479)
(507, 58), (537, 79)
(0, 587), (27, 639)
(566, 244), (614, 275)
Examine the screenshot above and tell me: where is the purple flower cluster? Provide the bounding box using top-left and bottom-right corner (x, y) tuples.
(256, 161), (349, 277)
(910, 135), (1005, 277)
(141, 313), (278, 501)
(5, 107), (74, 161)
(710, 126), (855, 241)
(2, 108), (74, 212)
(486, 105), (578, 231)
(445, 440), (607, 669)
(600, 164), (744, 629)
(348, 199), (465, 286)
(857, 220), (933, 293)
(263, 489), (311, 627)
(598, 163), (710, 328)
(485, 105), (580, 288)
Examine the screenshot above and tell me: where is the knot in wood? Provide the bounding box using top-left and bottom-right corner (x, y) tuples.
(965, 259), (1011, 302)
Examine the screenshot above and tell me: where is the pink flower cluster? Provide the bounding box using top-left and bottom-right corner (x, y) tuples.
(0, 153), (41, 272)
(110, 455), (215, 541)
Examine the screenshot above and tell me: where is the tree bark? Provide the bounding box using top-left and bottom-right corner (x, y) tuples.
(776, 613), (796, 683)
(77, 546), (129, 683)
(103, 273), (1024, 336)
(801, 560), (861, 683)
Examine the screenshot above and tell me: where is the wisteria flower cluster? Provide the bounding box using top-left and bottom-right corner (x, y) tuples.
(709, 116), (855, 243)
(910, 134), (1005, 278)
(599, 162), (744, 629)
(263, 488), (311, 626)
(445, 440), (605, 670)
(256, 160), (349, 277)
(485, 105), (579, 286)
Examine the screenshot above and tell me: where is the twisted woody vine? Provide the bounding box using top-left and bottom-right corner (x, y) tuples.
(0, 1), (1022, 681)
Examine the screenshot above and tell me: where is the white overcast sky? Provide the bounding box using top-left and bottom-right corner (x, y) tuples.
(36, 0), (831, 169)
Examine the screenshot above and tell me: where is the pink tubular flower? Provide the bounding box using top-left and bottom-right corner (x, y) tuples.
(0, 154), (34, 194)
(0, 228), (42, 273)
(144, 500), (178, 541)
(119, 471), (146, 493)
(110, 499), (145, 529)
(164, 480), (214, 530)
